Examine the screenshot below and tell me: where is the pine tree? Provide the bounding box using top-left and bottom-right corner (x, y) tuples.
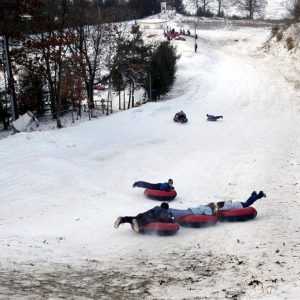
(17, 70), (46, 117)
(150, 42), (179, 100)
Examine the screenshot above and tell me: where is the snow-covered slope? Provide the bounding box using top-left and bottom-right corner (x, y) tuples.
(0, 24), (300, 299)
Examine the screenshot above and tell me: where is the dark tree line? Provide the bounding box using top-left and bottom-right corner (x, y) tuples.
(0, 0), (179, 129)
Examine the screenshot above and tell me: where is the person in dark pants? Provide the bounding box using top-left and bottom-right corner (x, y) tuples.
(207, 114), (223, 121)
(194, 43), (198, 52)
(114, 202), (175, 232)
(217, 191), (266, 211)
(133, 179), (174, 191)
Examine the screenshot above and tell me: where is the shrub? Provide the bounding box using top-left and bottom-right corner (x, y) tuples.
(276, 32), (283, 41)
(271, 25), (280, 37)
(286, 37), (294, 50)
(197, 7), (214, 18)
(229, 15), (244, 20)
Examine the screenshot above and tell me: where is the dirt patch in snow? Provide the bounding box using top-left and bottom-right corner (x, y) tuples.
(0, 246), (297, 300)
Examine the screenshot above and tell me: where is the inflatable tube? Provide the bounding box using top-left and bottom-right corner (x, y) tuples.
(173, 116), (188, 123)
(217, 207), (257, 222)
(176, 215), (218, 228)
(138, 222), (180, 236)
(144, 189), (177, 201)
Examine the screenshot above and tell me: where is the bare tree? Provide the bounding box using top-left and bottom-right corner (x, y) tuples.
(67, 0), (118, 119)
(191, 0), (213, 14)
(15, 0), (73, 128)
(216, 0), (228, 16)
(190, 0), (201, 14)
(288, 0), (300, 21)
(235, 0), (267, 19)
(201, 0), (213, 13)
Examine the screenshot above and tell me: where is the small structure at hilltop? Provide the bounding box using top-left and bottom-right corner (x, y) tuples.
(160, 0), (175, 13)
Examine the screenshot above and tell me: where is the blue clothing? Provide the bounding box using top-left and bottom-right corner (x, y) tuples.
(169, 205), (214, 218)
(134, 181), (173, 191)
(159, 183), (173, 191)
(241, 191), (263, 207)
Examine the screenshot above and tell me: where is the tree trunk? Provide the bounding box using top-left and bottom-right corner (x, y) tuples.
(123, 89), (126, 110)
(127, 82), (132, 110)
(131, 81), (135, 108)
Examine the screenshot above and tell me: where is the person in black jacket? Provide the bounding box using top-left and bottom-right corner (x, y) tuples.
(207, 114), (223, 121)
(174, 111), (188, 123)
(114, 202), (175, 232)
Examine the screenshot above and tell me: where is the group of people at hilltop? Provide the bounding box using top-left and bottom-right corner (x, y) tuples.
(114, 179), (266, 232)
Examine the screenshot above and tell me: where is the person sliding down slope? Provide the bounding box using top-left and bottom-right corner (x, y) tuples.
(174, 111), (188, 123)
(167, 191), (266, 218)
(133, 179), (174, 191)
(114, 202), (175, 232)
(207, 114), (223, 121)
(217, 191), (266, 211)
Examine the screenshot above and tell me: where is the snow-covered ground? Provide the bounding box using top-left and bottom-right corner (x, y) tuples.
(1, 18), (300, 300)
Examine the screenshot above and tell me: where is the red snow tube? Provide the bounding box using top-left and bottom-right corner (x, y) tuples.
(217, 207), (257, 222)
(176, 215), (218, 228)
(138, 222), (180, 236)
(144, 189), (177, 201)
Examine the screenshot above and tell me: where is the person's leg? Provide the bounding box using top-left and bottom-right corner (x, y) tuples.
(241, 191), (266, 207)
(133, 181), (160, 189)
(114, 216), (134, 228)
(216, 116), (223, 120)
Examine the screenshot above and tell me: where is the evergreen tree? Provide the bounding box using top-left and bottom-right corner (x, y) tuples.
(170, 0), (186, 14)
(150, 42), (179, 100)
(17, 70), (46, 117)
(111, 24), (148, 108)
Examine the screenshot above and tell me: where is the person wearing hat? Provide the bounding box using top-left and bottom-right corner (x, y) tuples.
(114, 202), (175, 232)
(133, 179), (174, 191)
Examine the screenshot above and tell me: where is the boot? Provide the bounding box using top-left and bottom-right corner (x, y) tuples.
(131, 218), (140, 233)
(114, 217), (123, 229)
(258, 191), (266, 198)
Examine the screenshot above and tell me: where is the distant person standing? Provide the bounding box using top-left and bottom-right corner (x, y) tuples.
(194, 43), (198, 52)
